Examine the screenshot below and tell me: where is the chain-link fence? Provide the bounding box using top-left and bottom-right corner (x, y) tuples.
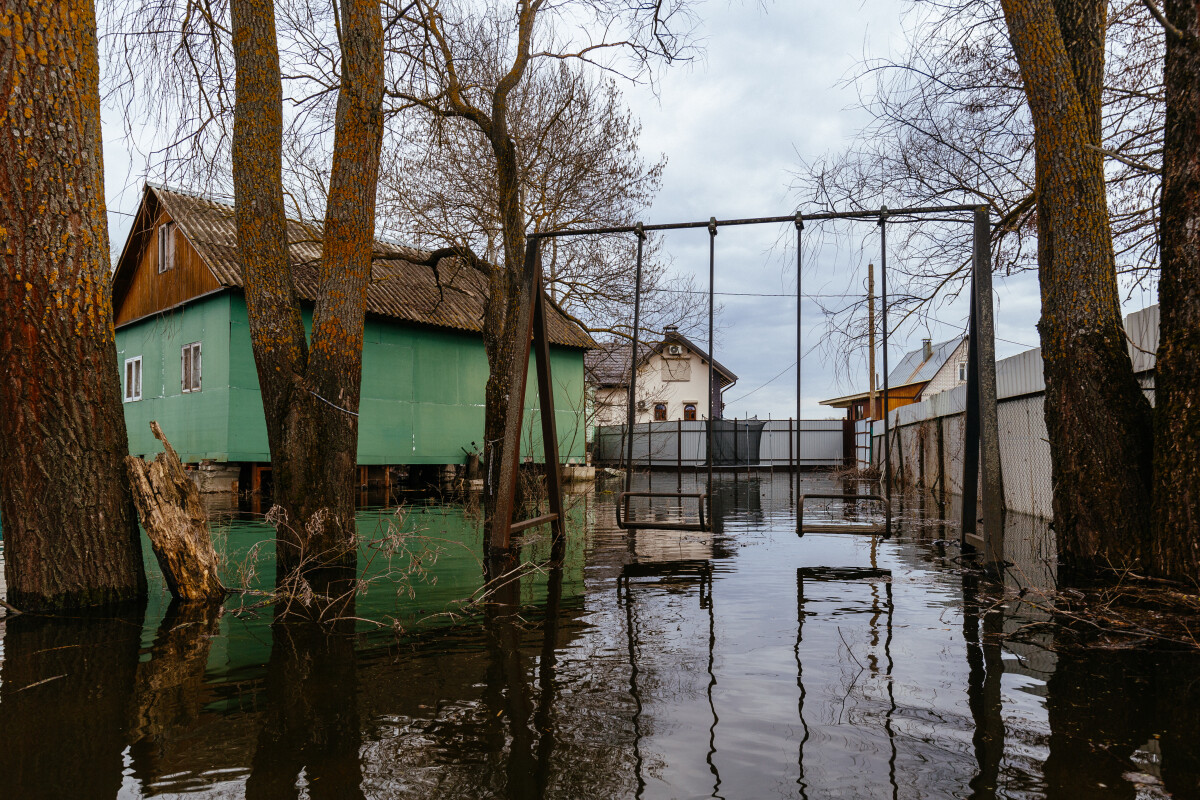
(876, 393), (1054, 518)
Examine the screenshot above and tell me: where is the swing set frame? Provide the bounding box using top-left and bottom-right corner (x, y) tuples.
(485, 203), (1005, 563)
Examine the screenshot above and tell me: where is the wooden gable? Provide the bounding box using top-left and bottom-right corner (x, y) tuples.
(113, 190), (222, 326)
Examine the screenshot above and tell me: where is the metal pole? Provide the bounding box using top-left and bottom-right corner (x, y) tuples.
(524, 203), (985, 240)
(788, 416), (794, 472)
(625, 224), (645, 495)
(795, 212), (804, 532)
(707, 218), (716, 492)
(879, 207), (892, 536)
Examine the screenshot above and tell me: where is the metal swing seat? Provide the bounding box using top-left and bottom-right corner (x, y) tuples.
(615, 490), (709, 532)
(797, 493), (891, 537)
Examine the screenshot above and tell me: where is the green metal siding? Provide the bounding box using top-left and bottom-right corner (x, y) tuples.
(116, 292), (232, 460)
(117, 291), (588, 465)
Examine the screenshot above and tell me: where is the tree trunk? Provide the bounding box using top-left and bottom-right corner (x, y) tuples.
(481, 120), (532, 531)
(125, 421), (224, 600)
(0, 0), (145, 610)
(1000, 0), (1154, 577)
(1151, 1), (1200, 583)
(230, 0), (383, 571)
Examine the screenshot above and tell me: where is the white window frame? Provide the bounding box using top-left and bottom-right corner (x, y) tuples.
(957, 360), (968, 383)
(181, 342), (202, 393)
(158, 222), (176, 273)
(124, 356), (142, 402)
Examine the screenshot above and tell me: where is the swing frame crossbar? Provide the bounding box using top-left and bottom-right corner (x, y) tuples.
(487, 202), (1004, 566)
(797, 493), (890, 537)
(615, 491), (709, 532)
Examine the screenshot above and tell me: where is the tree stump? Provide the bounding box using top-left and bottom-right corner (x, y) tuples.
(125, 422), (225, 601)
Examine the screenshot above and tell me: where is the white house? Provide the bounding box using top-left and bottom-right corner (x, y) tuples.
(585, 326), (738, 427)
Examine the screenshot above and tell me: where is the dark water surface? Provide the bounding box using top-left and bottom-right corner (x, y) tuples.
(1, 473), (1198, 799)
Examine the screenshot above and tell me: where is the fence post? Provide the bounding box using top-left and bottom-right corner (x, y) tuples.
(677, 418), (683, 492)
(646, 421), (653, 492)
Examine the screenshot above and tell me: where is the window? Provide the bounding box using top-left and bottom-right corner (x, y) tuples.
(181, 342), (202, 393)
(124, 356), (142, 402)
(683, 403), (697, 421)
(957, 360), (968, 383)
(157, 222), (176, 273)
(653, 402), (667, 421)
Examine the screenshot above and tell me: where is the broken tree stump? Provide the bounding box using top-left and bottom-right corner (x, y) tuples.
(125, 422), (225, 601)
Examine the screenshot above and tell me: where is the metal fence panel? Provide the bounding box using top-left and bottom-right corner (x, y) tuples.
(594, 419), (844, 467)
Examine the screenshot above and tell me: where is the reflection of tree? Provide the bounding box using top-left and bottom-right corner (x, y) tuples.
(245, 570), (365, 800)
(0, 607), (144, 799)
(129, 600), (223, 784)
(1041, 646), (1200, 798)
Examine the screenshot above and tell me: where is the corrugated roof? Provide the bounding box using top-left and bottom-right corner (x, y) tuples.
(887, 336), (964, 386)
(118, 185), (593, 349)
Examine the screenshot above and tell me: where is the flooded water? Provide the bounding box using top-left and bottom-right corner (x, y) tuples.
(2, 473), (1199, 799)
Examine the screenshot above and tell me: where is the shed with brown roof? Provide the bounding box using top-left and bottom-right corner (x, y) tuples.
(111, 184), (592, 479)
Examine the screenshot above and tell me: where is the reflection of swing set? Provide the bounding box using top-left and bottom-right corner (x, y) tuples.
(619, 557), (719, 798)
(796, 565), (898, 800)
(489, 205), (1004, 558)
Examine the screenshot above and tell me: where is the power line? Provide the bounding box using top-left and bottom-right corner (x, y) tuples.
(726, 361), (795, 405)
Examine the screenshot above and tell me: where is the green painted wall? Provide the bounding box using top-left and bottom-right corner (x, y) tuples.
(117, 292), (232, 460)
(117, 291), (588, 465)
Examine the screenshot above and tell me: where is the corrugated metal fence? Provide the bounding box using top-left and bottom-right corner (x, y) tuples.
(594, 419), (845, 468)
(866, 305), (1159, 519)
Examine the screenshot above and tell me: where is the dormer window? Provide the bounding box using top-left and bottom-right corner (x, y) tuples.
(158, 221), (176, 273)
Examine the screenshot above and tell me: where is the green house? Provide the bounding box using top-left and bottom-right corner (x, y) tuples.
(111, 185), (593, 490)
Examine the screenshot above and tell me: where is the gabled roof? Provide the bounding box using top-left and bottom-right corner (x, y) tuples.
(887, 336), (964, 386)
(818, 336), (965, 408)
(584, 329), (736, 388)
(111, 184), (594, 349)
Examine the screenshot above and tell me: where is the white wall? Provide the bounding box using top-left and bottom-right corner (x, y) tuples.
(601, 345), (723, 424)
(921, 339), (970, 398)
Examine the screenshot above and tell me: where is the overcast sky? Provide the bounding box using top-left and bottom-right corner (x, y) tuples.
(101, 0), (1158, 420)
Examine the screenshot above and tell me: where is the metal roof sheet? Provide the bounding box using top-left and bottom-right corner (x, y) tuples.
(136, 185), (593, 349)
(887, 336), (965, 386)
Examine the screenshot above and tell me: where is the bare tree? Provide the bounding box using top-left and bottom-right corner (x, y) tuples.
(0, 0), (146, 609)
(794, 0), (1164, 370)
(386, 0), (697, 529)
(999, 0), (1155, 575)
(229, 0), (385, 568)
(797, 0), (1162, 577)
(377, 62), (706, 342)
(102, 0), (387, 566)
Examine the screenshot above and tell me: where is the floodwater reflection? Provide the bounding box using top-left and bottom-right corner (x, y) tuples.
(1, 475), (1200, 797)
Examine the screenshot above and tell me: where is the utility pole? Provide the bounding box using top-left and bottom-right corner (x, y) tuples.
(868, 262), (877, 419)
